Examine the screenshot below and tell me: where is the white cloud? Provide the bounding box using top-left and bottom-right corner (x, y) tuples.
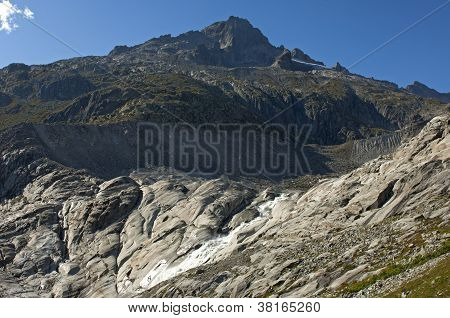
(0, 0), (34, 33)
(23, 7), (33, 19)
(0, 0), (17, 33)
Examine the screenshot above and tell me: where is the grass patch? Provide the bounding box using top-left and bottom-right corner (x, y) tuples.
(385, 256), (450, 297)
(341, 240), (450, 294)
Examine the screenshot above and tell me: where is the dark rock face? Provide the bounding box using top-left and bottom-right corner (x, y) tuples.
(300, 82), (394, 144)
(185, 17), (286, 67)
(405, 81), (450, 103)
(0, 124), (48, 200)
(0, 123), (137, 199)
(8, 83), (34, 98)
(272, 49), (322, 71)
(37, 75), (95, 101)
(272, 49), (295, 69)
(291, 48), (324, 65)
(0, 122), (330, 181)
(109, 45), (132, 56)
(47, 87), (140, 122)
(203, 17), (267, 49)
(333, 62), (350, 74)
(3, 63), (31, 73)
(198, 16), (283, 67)
(108, 16), (290, 68)
(0, 92), (12, 107)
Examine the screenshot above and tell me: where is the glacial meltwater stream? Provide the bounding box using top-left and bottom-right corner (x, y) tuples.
(139, 194), (288, 290)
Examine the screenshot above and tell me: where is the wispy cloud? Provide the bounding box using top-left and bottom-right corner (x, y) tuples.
(23, 6), (33, 19)
(0, 0), (34, 33)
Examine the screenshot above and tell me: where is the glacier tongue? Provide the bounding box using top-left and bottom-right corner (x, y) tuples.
(139, 194), (289, 290)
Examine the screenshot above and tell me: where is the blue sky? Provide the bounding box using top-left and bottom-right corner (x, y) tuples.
(1, 0), (449, 92)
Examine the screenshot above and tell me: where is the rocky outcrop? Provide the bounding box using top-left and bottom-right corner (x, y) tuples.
(291, 48), (324, 65)
(46, 87), (139, 122)
(0, 121), (341, 181)
(0, 92), (12, 107)
(350, 131), (403, 164)
(103, 17), (322, 70)
(0, 17), (445, 141)
(0, 16), (448, 298)
(333, 62), (350, 74)
(0, 123), (139, 190)
(0, 116), (448, 297)
(137, 115), (449, 297)
(300, 81), (395, 144)
(198, 16), (283, 67)
(108, 45), (132, 56)
(6, 83), (33, 99)
(272, 50), (320, 71)
(37, 75), (95, 101)
(3, 63), (31, 73)
(405, 81), (450, 103)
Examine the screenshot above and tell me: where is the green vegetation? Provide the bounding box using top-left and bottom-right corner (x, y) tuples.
(386, 256), (450, 297)
(0, 99), (68, 130)
(341, 240), (450, 294)
(1, 61), (447, 133)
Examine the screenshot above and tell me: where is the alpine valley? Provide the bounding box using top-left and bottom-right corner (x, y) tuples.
(0, 17), (449, 298)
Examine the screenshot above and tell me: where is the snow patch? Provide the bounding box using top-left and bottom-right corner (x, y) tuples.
(291, 58), (326, 68)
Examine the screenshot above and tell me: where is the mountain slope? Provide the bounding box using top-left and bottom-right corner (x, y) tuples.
(0, 17), (447, 146)
(405, 81), (450, 103)
(138, 115), (449, 298)
(0, 115), (448, 297)
(0, 17), (449, 298)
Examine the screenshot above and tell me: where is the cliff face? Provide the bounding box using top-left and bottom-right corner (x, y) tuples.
(198, 16), (284, 67)
(0, 116), (448, 297)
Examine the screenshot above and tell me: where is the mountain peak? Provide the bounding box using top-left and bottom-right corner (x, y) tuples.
(202, 16), (271, 50)
(204, 16), (254, 31)
(291, 48), (324, 65)
(333, 62), (349, 74)
(108, 16), (322, 69)
(225, 16), (253, 26)
(410, 81), (429, 89)
(406, 81), (450, 103)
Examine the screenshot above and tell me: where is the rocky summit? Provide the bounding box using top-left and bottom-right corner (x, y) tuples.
(0, 17), (449, 298)
(405, 81), (450, 104)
